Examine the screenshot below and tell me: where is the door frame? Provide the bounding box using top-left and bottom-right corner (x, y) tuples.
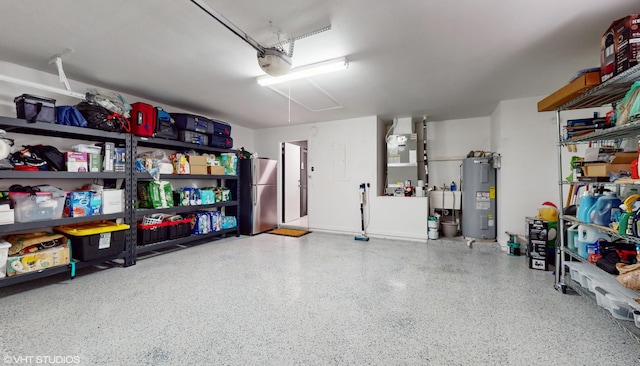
(281, 140), (308, 226)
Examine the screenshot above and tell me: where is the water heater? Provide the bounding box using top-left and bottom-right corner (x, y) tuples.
(461, 157), (497, 240)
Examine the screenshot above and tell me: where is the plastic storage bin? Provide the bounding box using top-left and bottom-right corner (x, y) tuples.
(0, 240), (10, 278)
(137, 221), (168, 245)
(594, 286), (635, 320)
(10, 191), (66, 222)
(53, 221), (130, 261)
(166, 218), (191, 240)
(568, 265), (591, 289)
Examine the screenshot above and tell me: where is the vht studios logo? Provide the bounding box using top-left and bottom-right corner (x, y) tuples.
(4, 355), (81, 364)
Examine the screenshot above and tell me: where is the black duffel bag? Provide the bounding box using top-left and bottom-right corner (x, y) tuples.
(76, 101), (130, 133)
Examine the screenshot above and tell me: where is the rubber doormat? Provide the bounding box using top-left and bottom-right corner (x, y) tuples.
(268, 228), (311, 237)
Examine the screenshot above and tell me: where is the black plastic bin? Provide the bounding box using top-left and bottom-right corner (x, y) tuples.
(53, 221), (129, 261)
(137, 222), (168, 246)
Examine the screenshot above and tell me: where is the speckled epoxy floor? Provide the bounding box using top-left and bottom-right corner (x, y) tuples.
(0, 232), (638, 365)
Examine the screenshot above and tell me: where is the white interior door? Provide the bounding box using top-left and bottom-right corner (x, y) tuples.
(284, 142), (301, 223)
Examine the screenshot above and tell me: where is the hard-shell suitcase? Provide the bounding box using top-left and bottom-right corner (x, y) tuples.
(211, 119), (231, 136)
(170, 113), (213, 134)
(178, 130), (208, 145)
(130, 102), (156, 137)
(154, 108), (178, 140)
(208, 135), (233, 149)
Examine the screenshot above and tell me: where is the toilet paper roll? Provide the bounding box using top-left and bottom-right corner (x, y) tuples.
(417, 180), (424, 187)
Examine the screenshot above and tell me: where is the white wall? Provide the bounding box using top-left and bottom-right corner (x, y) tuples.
(0, 60), (255, 152)
(426, 117), (491, 189)
(492, 97), (613, 249)
(492, 96), (558, 248)
(254, 116), (429, 240)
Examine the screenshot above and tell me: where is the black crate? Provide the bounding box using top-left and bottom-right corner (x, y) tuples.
(167, 220), (191, 240)
(65, 230), (126, 261)
(137, 223), (167, 246)
(14, 94), (56, 123)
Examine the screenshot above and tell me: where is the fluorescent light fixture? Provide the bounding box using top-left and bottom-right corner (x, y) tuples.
(257, 57), (349, 86)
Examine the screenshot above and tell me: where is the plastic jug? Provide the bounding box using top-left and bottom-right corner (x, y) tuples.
(589, 192), (622, 226)
(567, 224), (579, 252)
(576, 225), (610, 259)
(577, 192), (596, 223)
(618, 193), (640, 235)
(619, 211), (634, 235)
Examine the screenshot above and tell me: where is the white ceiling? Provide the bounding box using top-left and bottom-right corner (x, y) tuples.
(0, 0), (637, 129)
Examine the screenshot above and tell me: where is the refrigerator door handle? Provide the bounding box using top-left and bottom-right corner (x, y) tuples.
(253, 184), (257, 206)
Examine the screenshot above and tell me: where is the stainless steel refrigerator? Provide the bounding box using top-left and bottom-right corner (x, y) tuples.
(236, 157), (278, 235)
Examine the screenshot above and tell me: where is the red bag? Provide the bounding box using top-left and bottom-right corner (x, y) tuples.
(130, 102), (156, 137)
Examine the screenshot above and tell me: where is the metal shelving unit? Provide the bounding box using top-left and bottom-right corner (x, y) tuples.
(131, 135), (240, 264)
(0, 117), (241, 287)
(136, 228), (238, 255)
(135, 201), (239, 217)
(0, 117), (133, 288)
(0, 252), (127, 287)
(549, 64), (640, 348)
(0, 213), (127, 234)
(563, 215), (640, 244)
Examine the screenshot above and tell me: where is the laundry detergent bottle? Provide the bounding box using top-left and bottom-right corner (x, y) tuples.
(576, 225), (610, 259)
(618, 194), (640, 235)
(577, 191), (596, 223)
(567, 223), (580, 252)
(589, 192), (622, 227)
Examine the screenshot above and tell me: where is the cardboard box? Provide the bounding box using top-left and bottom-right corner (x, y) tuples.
(114, 147), (126, 172)
(102, 142), (114, 172)
(89, 153), (102, 172)
(6, 244), (70, 277)
(537, 71), (601, 112)
(65, 152), (88, 172)
(600, 14), (640, 82)
(527, 218), (556, 271)
(190, 165), (208, 175)
(187, 155), (207, 166)
(187, 155), (207, 175)
(583, 163), (632, 177)
(582, 152), (636, 177)
(101, 189), (124, 214)
(208, 166), (225, 175)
